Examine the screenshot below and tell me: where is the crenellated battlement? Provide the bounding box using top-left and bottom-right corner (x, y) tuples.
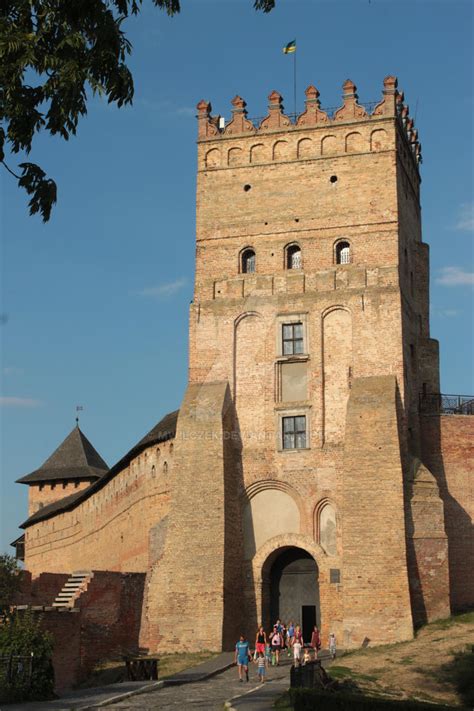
(197, 76), (422, 170)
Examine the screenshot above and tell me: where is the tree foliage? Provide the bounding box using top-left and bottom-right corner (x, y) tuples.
(0, 554), (21, 618)
(0, 0), (276, 221)
(0, 609), (55, 703)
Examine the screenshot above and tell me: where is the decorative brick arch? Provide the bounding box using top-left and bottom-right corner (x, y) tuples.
(244, 478), (303, 507)
(313, 497), (339, 556)
(245, 534), (337, 639)
(252, 533), (329, 584)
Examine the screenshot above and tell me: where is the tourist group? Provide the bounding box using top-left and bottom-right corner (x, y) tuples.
(234, 621), (337, 682)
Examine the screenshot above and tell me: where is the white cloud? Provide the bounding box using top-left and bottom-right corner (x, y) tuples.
(0, 396), (42, 408)
(136, 97), (195, 117)
(456, 202), (474, 232)
(137, 277), (188, 298)
(436, 267), (474, 287)
(436, 309), (460, 318)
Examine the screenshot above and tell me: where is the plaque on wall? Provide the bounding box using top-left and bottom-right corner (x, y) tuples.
(330, 568), (341, 584)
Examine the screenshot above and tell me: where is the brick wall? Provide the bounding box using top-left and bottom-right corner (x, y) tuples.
(342, 376), (413, 646)
(24, 439), (173, 576)
(28, 480), (93, 516)
(15, 571), (69, 606)
(23, 571), (145, 692)
(421, 415), (474, 611)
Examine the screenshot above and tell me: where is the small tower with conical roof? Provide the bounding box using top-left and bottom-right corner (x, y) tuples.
(16, 425), (108, 515)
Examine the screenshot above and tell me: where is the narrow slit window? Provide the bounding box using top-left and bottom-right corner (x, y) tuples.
(282, 415), (307, 449)
(282, 322), (304, 355)
(241, 248), (256, 274)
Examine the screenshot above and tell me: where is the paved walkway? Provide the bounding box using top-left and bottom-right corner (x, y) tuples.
(6, 650), (331, 710)
(104, 656), (294, 710)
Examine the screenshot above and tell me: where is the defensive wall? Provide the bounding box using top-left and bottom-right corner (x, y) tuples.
(23, 438), (174, 576)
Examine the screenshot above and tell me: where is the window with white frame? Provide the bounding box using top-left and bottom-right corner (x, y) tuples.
(282, 415), (307, 449)
(336, 241), (351, 265)
(286, 244), (302, 270)
(282, 322), (304, 355)
(241, 248), (256, 274)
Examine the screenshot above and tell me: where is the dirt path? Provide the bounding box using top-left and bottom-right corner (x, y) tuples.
(329, 612), (474, 706)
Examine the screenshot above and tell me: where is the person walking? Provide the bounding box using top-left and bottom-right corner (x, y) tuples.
(235, 634), (250, 682)
(329, 632), (337, 660)
(270, 625), (282, 666)
(294, 624), (303, 646)
(293, 636), (302, 666)
(310, 625), (321, 660)
(255, 626), (266, 657)
(255, 652), (267, 683)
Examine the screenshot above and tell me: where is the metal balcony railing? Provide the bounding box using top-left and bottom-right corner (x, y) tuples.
(419, 393), (474, 415)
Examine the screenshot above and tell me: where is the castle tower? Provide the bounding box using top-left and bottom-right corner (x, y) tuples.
(17, 424), (109, 516)
(143, 77), (450, 650)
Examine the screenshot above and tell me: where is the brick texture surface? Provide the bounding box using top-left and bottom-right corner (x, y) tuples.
(17, 77), (472, 657)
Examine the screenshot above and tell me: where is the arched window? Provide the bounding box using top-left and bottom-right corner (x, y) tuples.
(241, 248), (256, 274)
(336, 241), (351, 265)
(286, 244), (302, 270)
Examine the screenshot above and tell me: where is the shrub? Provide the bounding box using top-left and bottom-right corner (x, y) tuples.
(287, 688), (458, 711)
(0, 609), (55, 703)
(450, 644), (474, 707)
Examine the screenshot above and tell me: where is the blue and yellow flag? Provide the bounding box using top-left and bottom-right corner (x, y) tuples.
(283, 39), (296, 54)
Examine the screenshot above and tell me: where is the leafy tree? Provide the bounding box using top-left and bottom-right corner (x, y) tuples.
(0, 608), (54, 703)
(1, 0), (275, 221)
(0, 554), (21, 619)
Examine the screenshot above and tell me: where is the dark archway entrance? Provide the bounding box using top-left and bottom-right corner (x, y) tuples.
(266, 547), (320, 643)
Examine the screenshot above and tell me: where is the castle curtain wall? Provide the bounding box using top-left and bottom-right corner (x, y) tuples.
(23, 440), (173, 576)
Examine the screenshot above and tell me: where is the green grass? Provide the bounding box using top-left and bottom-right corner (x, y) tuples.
(399, 657), (414, 666)
(328, 666), (379, 683)
(417, 610), (474, 633)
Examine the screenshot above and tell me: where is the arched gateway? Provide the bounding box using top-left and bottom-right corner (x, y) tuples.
(264, 547), (320, 643)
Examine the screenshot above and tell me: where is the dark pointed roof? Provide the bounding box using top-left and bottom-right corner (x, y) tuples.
(16, 426), (109, 485)
(20, 409), (179, 528)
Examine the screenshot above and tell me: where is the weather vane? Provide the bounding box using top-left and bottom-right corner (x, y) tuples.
(75, 405), (84, 426)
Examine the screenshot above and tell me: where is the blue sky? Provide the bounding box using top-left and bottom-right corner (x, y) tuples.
(1, 0), (473, 554)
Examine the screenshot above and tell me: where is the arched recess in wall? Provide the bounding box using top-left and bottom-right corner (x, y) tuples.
(228, 146), (244, 167)
(322, 307), (353, 444)
(242, 480), (301, 560)
(370, 128), (389, 151)
(233, 312), (268, 439)
(205, 148), (220, 168)
(250, 143), (266, 163)
(285, 242), (302, 270)
(314, 499), (337, 556)
(345, 131), (365, 153)
(297, 137), (313, 159)
(321, 135), (337, 155)
(273, 140), (290, 160)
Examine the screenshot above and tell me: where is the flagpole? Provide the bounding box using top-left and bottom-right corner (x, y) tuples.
(293, 41), (297, 116)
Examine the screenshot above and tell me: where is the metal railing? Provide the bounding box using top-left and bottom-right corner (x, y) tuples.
(246, 100), (380, 128)
(419, 393), (474, 416)
(0, 653), (34, 686)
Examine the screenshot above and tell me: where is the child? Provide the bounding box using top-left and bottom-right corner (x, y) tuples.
(265, 642), (272, 665)
(255, 652), (267, 683)
(329, 632), (337, 660)
(302, 648), (312, 665)
(293, 638), (302, 666)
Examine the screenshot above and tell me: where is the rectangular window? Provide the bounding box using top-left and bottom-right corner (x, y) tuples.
(282, 415), (306, 449)
(282, 322), (304, 355)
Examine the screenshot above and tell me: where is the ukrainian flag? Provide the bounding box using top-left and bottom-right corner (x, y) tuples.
(283, 39), (296, 54)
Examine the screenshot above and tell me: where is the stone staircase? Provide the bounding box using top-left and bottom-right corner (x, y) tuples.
(52, 571), (93, 608)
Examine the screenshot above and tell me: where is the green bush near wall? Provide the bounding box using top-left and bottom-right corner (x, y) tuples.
(285, 688), (464, 711)
(0, 609), (55, 703)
